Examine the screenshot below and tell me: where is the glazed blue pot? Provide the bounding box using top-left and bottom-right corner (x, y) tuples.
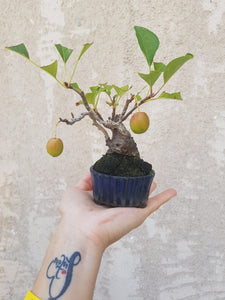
(90, 166), (155, 208)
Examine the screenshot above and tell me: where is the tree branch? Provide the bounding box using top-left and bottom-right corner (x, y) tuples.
(59, 112), (90, 125)
(120, 95), (135, 120)
(94, 109), (104, 121)
(64, 82), (111, 142)
(111, 96), (116, 120)
(122, 95), (152, 121)
(65, 82), (92, 113)
(92, 119), (111, 142)
(66, 82), (122, 128)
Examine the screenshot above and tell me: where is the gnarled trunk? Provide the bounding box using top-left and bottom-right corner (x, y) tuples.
(106, 125), (140, 157)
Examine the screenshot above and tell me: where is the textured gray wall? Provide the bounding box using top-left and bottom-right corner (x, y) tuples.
(1, 0), (225, 299)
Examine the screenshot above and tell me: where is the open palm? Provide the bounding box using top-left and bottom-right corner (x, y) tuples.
(60, 173), (176, 251)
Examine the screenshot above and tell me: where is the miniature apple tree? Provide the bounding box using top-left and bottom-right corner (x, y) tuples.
(6, 26), (193, 159)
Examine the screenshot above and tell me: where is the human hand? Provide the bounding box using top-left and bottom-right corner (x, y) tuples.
(32, 173), (176, 300)
(60, 173), (176, 252)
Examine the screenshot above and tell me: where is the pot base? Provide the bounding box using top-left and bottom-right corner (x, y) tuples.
(93, 198), (147, 208)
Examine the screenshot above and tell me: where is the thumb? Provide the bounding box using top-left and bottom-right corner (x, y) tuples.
(75, 173), (93, 191)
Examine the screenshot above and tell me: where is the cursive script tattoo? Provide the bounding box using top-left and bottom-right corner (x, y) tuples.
(46, 251), (81, 300)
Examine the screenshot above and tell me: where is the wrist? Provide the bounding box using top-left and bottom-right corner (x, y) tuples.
(32, 217), (104, 300)
(59, 216), (106, 254)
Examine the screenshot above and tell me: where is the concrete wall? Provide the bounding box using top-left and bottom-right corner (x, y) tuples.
(1, 0), (225, 299)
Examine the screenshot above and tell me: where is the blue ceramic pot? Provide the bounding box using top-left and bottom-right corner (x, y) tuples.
(90, 166), (155, 208)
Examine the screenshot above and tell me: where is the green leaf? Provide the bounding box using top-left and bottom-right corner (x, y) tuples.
(6, 43), (30, 59)
(41, 60), (58, 78)
(68, 43), (93, 86)
(6, 44), (65, 87)
(101, 84), (113, 96)
(135, 94), (142, 101)
(70, 82), (81, 93)
(106, 101), (113, 106)
(138, 71), (162, 87)
(90, 86), (100, 93)
(154, 62), (166, 72)
(85, 92), (97, 105)
(158, 91), (182, 100)
(134, 26), (159, 67)
(112, 85), (129, 97)
(77, 100), (84, 105)
(164, 53), (193, 84)
(55, 44), (73, 63)
(78, 43), (93, 61)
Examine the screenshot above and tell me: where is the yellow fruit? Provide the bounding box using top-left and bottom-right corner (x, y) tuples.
(130, 112), (150, 134)
(46, 138), (63, 157)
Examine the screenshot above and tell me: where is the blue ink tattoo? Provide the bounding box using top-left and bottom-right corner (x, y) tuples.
(46, 251), (81, 300)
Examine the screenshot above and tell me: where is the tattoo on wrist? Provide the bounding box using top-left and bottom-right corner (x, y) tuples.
(46, 251), (81, 300)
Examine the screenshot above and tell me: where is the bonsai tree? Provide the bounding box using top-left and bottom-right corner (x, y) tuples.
(6, 26), (193, 207)
(6, 26), (193, 157)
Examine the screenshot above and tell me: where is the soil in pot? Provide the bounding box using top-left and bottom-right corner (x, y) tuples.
(93, 152), (153, 177)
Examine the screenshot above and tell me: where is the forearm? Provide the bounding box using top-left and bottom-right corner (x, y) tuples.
(32, 219), (104, 300)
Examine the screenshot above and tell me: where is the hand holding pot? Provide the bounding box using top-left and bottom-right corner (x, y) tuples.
(60, 173), (176, 250)
(31, 173), (176, 300)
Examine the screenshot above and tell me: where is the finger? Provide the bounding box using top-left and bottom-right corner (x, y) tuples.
(149, 181), (157, 195)
(145, 188), (177, 215)
(75, 173), (93, 191)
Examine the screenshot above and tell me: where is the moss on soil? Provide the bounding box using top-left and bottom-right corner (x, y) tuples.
(93, 152), (152, 177)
